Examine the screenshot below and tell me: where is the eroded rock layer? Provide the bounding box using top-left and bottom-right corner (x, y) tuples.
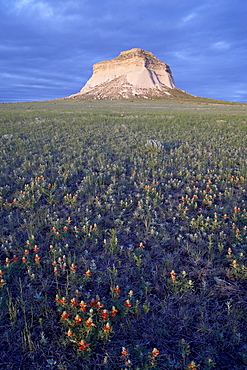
(70, 48), (177, 99)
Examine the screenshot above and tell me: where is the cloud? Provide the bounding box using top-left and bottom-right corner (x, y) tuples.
(14, 0), (54, 18)
(182, 12), (197, 23)
(211, 41), (231, 50)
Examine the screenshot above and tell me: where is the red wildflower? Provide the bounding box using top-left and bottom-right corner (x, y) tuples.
(66, 329), (73, 337)
(103, 322), (111, 332)
(34, 254), (40, 263)
(70, 264), (77, 272)
(79, 301), (87, 312)
(101, 310), (108, 321)
(78, 340), (89, 351)
(74, 314), (82, 324)
(70, 298), (78, 307)
(152, 348), (160, 358)
(111, 306), (118, 317)
(61, 311), (69, 320)
(121, 347), (128, 357)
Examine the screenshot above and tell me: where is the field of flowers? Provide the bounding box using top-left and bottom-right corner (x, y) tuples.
(0, 101), (246, 369)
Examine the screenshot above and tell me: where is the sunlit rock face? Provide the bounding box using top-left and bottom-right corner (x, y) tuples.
(70, 48), (177, 99)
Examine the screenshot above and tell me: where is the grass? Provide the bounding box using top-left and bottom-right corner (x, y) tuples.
(0, 100), (247, 369)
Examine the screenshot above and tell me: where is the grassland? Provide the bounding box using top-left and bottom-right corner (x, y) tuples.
(0, 100), (247, 369)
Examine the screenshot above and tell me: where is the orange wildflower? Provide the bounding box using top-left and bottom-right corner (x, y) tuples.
(121, 347), (128, 357)
(74, 314), (82, 324)
(113, 285), (121, 295)
(70, 264), (77, 272)
(85, 317), (96, 328)
(103, 322), (111, 332)
(170, 270), (177, 281)
(66, 329), (73, 337)
(78, 340), (89, 351)
(111, 306), (118, 317)
(79, 300), (87, 312)
(61, 311), (69, 320)
(70, 298), (78, 307)
(101, 309), (108, 321)
(34, 254), (40, 263)
(125, 299), (131, 308)
(151, 348), (160, 361)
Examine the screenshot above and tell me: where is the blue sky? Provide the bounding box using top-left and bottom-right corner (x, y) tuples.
(0, 0), (246, 103)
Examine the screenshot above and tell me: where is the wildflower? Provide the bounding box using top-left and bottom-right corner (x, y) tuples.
(5, 258), (10, 267)
(61, 311), (69, 320)
(22, 256), (27, 263)
(90, 298), (99, 307)
(101, 309), (108, 321)
(33, 245), (39, 251)
(70, 298), (78, 307)
(0, 270), (4, 277)
(34, 254), (40, 263)
(13, 255), (18, 262)
(66, 329), (73, 337)
(139, 242), (145, 248)
(74, 314), (82, 324)
(0, 279), (5, 286)
(121, 347), (128, 357)
(63, 226), (68, 231)
(85, 269), (92, 276)
(170, 270), (177, 281)
(79, 300), (87, 312)
(70, 264), (77, 272)
(60, 297), (67, 304)
(125, 299), (131, 308)
(188, 361), (197, 369)
(111, 306), (118, 317)
(228, 248), (232, 255)
(24, 249), (29, 255)
(113, 285), (121, 297)
(103, 322), (111, 332)
(85, 317), (96, 328)
(55, 296), (67, 304)
(152, 348), (160, 360)
(78, 340), (89, 351)
(232, 260), (239, 268)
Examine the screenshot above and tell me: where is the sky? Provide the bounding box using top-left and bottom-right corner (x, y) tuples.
(0, 0), (247, 103)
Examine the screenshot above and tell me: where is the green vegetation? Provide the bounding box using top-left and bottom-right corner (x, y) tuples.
(0, 100), (247, 369)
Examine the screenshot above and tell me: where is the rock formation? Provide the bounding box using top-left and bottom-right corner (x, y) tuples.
(69, 48), (180, 100)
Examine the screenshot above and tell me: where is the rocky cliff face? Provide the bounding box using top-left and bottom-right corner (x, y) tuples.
(69, 48), (178, 100)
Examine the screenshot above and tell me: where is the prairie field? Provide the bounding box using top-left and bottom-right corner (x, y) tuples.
(0, 100), (247, 369)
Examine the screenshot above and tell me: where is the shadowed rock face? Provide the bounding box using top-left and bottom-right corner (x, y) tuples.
(70, 48), (177, 99)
